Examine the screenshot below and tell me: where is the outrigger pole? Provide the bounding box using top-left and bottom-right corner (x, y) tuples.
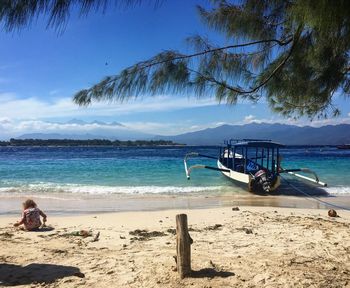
(184, 152), (229, 180)
(280, 168), (327, 187)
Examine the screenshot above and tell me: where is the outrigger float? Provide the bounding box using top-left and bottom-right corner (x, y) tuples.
(184, 139), (327, 194)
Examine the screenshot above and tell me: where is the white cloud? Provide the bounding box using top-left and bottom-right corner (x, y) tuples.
(0, 117), (222, 139)
(214, 122), (227, 126)
(0, 93), (217, 120)
(0, 92), (220, 138)
(0, 119), (137, 140)
(0, 92), (17, 102)
(243, 115), (256, 123)
(1, 114), (350, 140)
(305, 117), (350, 127)
(0, 117), (12, 124)
(120, 121), (168, 131)
(15, 120), (127, 133)
(222, 114), (350, 127)
(0, 92), (349, 139)
(119, 121), (219, 135)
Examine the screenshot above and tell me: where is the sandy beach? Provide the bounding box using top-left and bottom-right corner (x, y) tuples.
(1, 206), (350, 287)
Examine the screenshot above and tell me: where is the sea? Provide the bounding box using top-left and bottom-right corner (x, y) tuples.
(0, 146), (349, 214)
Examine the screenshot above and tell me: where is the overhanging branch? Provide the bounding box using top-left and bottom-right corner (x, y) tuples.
(185, 27), (301, 96)
(136, 37), (293, 71)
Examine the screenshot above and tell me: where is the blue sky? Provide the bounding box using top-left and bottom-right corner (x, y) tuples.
(0, 0), (349, 139)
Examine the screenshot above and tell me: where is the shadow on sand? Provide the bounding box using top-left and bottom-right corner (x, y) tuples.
(273, 177), (329, 197)
(22, 226), (55, 232)
(190, 268), (235, 279)
(37, 226), (55, 232)
(248, 176), (330, 197)
(0, 263), (83, 286)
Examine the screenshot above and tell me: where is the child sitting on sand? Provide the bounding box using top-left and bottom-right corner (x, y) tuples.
(14, 199), (47, 231)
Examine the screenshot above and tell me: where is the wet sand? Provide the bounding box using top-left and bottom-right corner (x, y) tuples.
(1, 206), (350, 287)
(1, 193), (350, 215)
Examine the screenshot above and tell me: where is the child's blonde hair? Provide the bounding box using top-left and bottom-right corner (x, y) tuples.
(22, 199), (37, 209)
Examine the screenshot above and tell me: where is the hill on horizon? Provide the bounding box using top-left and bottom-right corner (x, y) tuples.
(155, 123), (350, 145)
(14, 123), (350, 145)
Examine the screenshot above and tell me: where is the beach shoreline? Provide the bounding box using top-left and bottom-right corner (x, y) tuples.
(1, 206), (350, 287)
(1, 193), (350, 216)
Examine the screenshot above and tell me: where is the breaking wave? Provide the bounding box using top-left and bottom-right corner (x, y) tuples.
(0, 182), (227, 196)
(324, 186), (350, 195)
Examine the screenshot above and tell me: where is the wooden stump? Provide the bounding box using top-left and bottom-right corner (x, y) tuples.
(176, 214), (191, 278)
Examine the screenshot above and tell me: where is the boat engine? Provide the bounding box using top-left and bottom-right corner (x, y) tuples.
(252, 169), (272, 193)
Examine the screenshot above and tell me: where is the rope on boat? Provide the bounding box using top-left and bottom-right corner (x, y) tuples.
(280, 175), (350, 212)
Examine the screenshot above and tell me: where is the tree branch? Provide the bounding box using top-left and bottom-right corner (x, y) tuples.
(136, 37), (293, 71)
(75, 35), (294, 101)
(184, 27), (301, 96)
(245, 26), (302, 94)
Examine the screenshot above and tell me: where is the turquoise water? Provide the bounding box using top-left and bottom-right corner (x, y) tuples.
(0, 146), (349, 197)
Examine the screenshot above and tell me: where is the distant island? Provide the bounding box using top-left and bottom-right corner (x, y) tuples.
(0, 139), (184, 147)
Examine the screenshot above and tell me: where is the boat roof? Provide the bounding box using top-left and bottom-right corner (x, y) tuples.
(227, 139), (284, 148)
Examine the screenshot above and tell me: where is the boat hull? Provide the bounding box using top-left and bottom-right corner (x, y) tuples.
(217, 160), (280, 192)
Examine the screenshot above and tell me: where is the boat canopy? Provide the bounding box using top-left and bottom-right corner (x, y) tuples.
(220, 139), (284, 175)
(226, 139), (284, 148)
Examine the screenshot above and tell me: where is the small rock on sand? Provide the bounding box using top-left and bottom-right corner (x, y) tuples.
(328, 209), (338, 217)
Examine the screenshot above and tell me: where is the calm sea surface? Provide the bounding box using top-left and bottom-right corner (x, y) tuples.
(0, 146), (349, 197)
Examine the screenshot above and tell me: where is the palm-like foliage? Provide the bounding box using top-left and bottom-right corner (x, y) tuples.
(2, 0), (350, 118)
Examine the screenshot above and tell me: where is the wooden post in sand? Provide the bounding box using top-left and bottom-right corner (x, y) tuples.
(176, 214), (191, 278)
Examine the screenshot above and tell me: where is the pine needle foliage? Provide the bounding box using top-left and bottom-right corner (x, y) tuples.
(0, 0), (155, 31)
(73, 0), (350, 118)
(2, 0), (350, 118)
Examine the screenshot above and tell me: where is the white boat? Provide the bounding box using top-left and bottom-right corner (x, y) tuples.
(184, 139), (327, 194)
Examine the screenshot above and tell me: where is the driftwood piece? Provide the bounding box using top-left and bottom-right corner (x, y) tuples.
(176, 214), (192, 278)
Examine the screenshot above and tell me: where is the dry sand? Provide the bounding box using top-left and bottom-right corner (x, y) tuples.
(1, 206), (350, 287)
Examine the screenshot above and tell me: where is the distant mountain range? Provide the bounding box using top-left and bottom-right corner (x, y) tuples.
(17, 133), (113, 140)
(16, 122), (350, 145)
(18, 131), (152, 141)
(17, 119), (152, 141)
(155, 123), (350, 145)
(65, 119), (124, 127)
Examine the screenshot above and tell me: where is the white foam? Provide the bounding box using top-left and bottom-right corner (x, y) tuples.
(2, 182), (349, 196)
(0, 183), (226, 195)
(324, 186), (350, 195)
